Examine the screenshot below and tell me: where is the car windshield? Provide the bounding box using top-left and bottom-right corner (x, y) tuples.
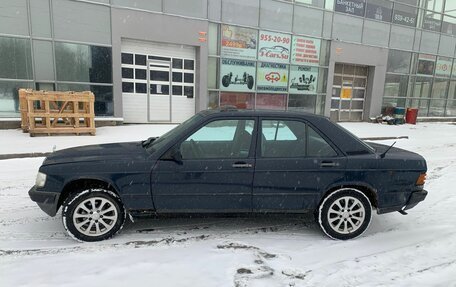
(145, 114), (203, 153)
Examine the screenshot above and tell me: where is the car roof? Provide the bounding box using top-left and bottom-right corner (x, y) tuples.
(199, 108), (328, 120)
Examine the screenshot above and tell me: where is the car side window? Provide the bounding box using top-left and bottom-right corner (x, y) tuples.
(181, 119), (254, 159)
(261, 120), (306, 158)
(307, 126), (337, 157)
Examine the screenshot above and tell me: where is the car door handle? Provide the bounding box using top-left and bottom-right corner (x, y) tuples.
(320, 161), (336, 167)
(232, 162), (253, 168)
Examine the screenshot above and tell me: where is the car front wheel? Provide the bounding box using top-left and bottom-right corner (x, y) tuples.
(318, 188), (372, 240)
(62, 188), (126, 242)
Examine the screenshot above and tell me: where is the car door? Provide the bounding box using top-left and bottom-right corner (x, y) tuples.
(151, 117), (257, 212)
(253, 118), (346, 212)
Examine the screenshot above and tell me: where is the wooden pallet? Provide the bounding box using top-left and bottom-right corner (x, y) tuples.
(19, 89), (96, 136)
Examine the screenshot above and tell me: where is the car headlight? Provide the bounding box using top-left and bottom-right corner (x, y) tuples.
(35, 172), (47, 188)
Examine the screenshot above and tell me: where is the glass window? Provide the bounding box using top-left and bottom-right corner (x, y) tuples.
(389, 25), (414, 50)
(122, 68), (134, 79)
(261, 120), (304, 158)
(422, 11), (442, 31)
(255, 94), (287, 110)
(208, 91), (219, 109)
(135, 83), (146, 93)
(57, 83), (114, 116)
(332, 14), (363, 43)
(184, 86), (194, 98)
(384, 74), (409, 97)
(415, 54), (436, 76)
(431, 78), (449, 98)
(444, 2), (456, 17)
(435, 56), (452, 77)
(184, 60), (195, 70)
(261, 120), (336, 158)
(111, 0), (162, 12)
(325, 0), (334, 10)
(393, 3), (418, 27)
(172, 85), (182, 95)
(55, 42), (112, 83)
(122, 82), (134, 93)
(411, 76), (433, 98)
(164, 0), (207, 18)
(362, 20), (390, 46)
(0, 0), (28, 36)
(308, 125), (337, 157)
(136, 69), (147, 80)
(293, 6), (324, 37)
(184, 73), (194, 83)
(423, 0), (444, 13)
(0, 81), (33, 117)
(420, 31), (439, 54)
(438, 34), (456, 57)
(442, 16), (456, 36)
(428, 99), (446, 116)
(220, 92), (255, 109)
(173, 72), (183, 82)
(221, 0), (260, 27)
(30, 0), (51, 38)
(288, 94), (316, 113)
(396, 0), (418, 5)
(387, 50), (411, 73)
(53, 0), (111, 45)
(33, 40), (55, 81)
(173, 59), (183, 69)
(208, 23), (219, 55)
(181, 119), (255, 159)
(260, 0), (293, 32)
(121, 53), (133, 65)
(135, 54), (146, 66)
(208, 57), (218, 89)
(366, 0), (393, 22)
(0, 36), (32, 80)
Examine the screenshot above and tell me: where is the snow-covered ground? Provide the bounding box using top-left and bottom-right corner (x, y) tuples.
(1, 122), (455, 287)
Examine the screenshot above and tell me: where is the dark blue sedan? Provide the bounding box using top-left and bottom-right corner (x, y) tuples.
(29, 109), (428, 241)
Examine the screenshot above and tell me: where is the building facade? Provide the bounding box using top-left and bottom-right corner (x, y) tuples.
(0, 0), (455, 124)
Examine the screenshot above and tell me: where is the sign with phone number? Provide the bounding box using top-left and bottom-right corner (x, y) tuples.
(258, 31), (291, 64)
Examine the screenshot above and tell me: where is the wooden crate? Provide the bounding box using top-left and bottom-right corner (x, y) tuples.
(19, 89), (96, 136)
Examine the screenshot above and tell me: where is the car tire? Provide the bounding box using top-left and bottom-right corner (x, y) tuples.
(318, 188), (372, 240)
(62, 188), (126, 242)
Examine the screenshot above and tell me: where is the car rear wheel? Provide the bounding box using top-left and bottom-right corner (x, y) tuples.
(62, 188), (126, 242)
(318, 188), (372, 240)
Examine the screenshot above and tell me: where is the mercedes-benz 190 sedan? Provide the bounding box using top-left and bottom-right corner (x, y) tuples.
(29, 109), (427, 242)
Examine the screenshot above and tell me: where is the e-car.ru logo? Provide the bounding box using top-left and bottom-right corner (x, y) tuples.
(265, 72), (280, 83)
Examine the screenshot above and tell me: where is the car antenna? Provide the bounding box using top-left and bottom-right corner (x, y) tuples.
(380, 141), (396, 159)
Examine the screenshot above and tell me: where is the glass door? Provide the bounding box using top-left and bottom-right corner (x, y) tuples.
(331, 63), (368, 122)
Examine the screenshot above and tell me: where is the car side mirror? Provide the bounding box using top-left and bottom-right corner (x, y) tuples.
(162, 145), (183, 165)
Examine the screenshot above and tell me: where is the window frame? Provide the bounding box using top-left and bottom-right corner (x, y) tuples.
(257, 117), (341, 159)
(176, 116), (258, 160)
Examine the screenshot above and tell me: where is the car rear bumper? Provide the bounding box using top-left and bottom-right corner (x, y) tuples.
(403, 189), (428, 211)
(377, 189), (428, 214)
(29, 186), (60, 217)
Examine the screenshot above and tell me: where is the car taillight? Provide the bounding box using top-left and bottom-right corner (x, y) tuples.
(416, 173), (426, 186)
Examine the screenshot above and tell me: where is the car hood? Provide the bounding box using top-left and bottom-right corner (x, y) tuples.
(43, 141), (149, 165)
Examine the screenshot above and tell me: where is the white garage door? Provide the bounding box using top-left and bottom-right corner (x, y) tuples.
(121, 40), (196, 123)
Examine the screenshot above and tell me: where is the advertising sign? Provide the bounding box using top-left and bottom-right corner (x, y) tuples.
(417, 54), (436, 76)
(435, 57), (452, 77)
(288, 65), (318, 95)
(291, 36), (320, 66)
(256, 62), (288, 93)
(423, 16), (442, 32)
(340, 81), (353, 99)
(335, 0), (366, 17)
(221, 25), (257, 60)
(258, 30), (291, 64)
(392, 10), (417, 27)
(220, 58), (256, 92)
(365, 2), (392, 22)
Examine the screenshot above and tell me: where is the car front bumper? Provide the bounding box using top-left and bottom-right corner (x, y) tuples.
(28, 185), (60, 217)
